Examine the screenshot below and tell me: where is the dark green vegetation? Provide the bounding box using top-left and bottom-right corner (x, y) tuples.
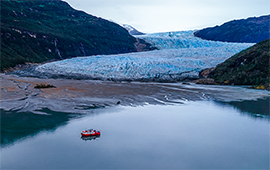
(209, 39), (270, 89)
(34, 83), (56, 88)
(194, 15), (270, 43)
(0, 0), (150, 71)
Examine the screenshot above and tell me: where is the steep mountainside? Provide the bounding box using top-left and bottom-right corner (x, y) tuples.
(0, 0), (145, 71)
(209, 39), (270, 88)
(194, 15), (270, 43)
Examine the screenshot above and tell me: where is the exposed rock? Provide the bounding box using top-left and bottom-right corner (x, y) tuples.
(134, 38), (158, 52)
(2, 63), (40, 73)
(193, 78), (217, 85)
(199, 68), (214, 78)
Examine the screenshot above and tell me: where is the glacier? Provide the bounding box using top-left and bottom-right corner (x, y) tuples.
(15, 30), (254, 82)
(136, 30), (252, 49)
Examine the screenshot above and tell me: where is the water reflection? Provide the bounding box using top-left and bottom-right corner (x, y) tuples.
(81, 135), (100, 141)
(217, 97), (270, 120)
(1, 97), (269, 149)
(0, 108), (77, 148)
(1, 99), (269, 169)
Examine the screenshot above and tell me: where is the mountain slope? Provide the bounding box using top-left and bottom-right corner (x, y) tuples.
(209, 39), (270, 88)
(0, 0), (140, 71)
(194, 15), (270, 43)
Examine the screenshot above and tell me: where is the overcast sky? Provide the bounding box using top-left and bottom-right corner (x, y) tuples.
(64, 0), (269, 33)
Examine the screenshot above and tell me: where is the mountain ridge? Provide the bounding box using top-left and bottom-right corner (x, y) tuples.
(194, 15), (270, 43)
(0, 0), (153, 71)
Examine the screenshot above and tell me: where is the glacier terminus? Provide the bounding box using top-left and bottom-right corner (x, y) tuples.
(15, 31), (253, 82)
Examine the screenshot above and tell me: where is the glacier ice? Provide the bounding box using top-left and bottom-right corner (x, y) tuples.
(136, 30), (252, 49)
(17, 30), (254, 82)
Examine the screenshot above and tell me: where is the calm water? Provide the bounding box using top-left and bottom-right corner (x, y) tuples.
(1, 99), (269, 169)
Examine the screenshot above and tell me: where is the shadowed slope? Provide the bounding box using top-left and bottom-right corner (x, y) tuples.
(194, 15), (270, 43)
(209, 39), (270, 88)
(0, 0), (139, 71)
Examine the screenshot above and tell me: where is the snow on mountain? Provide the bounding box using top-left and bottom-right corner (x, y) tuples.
(121, 24), (145, 35)
(16, 31), (253, 82)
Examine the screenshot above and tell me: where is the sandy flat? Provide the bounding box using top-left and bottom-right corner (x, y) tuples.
(1, 73), (269, 114)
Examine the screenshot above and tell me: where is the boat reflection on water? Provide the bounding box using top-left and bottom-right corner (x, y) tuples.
(81, 135), (100, 141)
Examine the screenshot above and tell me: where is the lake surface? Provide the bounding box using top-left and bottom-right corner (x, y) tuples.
(1, 98), (269, 169)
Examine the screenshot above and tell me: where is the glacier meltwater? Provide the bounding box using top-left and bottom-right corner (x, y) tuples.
(19, 30), (253, 81)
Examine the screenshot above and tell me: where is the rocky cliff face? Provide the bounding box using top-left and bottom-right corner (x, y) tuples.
(0, 0), (151, 71)
(209, 39), (270, 89)
(194, 15), (270, 43)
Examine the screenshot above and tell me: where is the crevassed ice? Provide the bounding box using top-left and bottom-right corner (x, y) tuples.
(34, 30), (253, 81)
(136, 30), (252, 49)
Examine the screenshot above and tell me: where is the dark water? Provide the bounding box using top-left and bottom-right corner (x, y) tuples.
(1, 99), (269, 169)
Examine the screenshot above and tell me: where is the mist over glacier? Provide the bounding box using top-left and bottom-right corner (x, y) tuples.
(16, 31), (253, 82)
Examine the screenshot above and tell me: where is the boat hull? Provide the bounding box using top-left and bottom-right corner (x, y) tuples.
(81, 132), (100, 137)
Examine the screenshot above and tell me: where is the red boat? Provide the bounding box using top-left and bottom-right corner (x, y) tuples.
(81, 129), (101, 137)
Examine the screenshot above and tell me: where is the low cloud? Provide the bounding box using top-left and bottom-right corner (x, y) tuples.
(64, 0), (270, 33)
